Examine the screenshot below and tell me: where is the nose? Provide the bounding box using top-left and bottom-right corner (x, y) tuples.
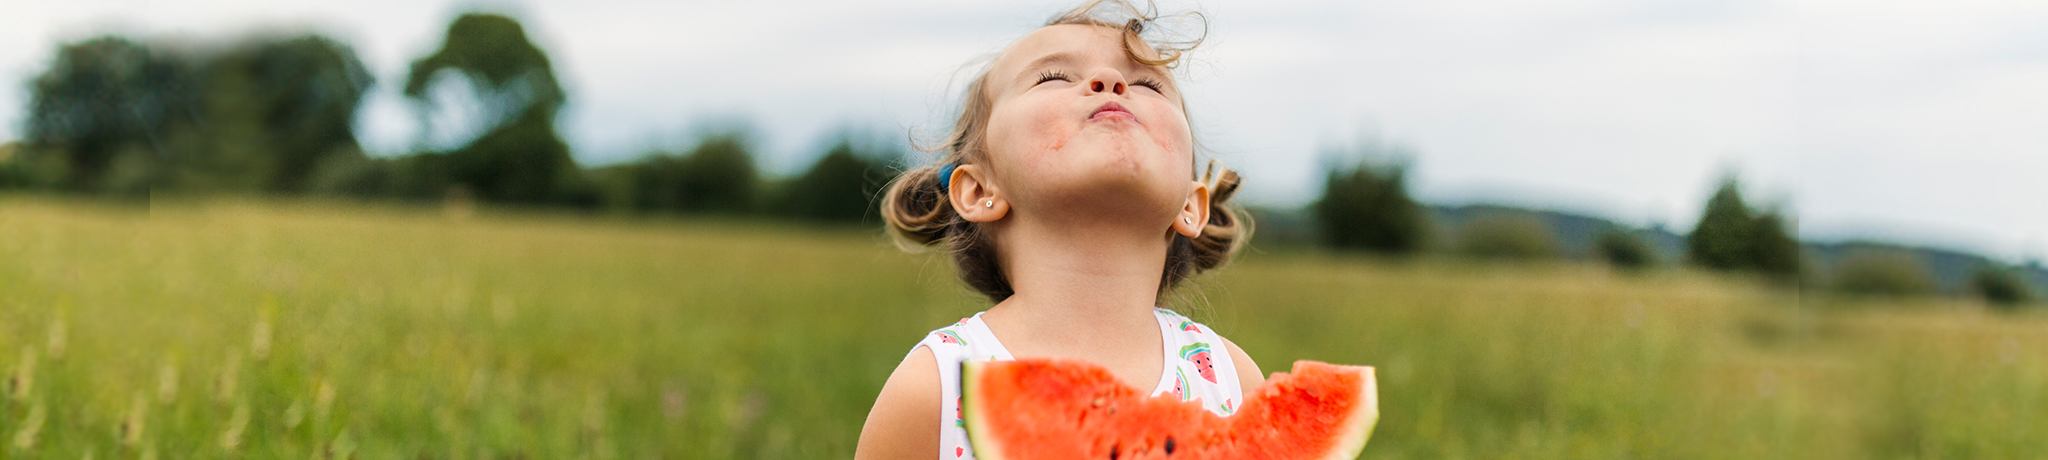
(1085, 69), (1127, 96)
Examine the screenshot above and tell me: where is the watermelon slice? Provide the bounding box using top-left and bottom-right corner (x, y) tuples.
(961, 359), (1379, 459)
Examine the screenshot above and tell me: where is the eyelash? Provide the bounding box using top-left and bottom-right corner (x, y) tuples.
(1034, 71), (1168, 93)
(1036, 70), (1072, 85)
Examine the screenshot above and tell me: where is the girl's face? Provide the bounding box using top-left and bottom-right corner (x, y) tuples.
(979, 24), (1201, 228)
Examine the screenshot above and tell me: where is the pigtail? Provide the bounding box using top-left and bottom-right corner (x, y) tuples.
(880, 160), (1017, 302)
(1158, 160), (1253, 299)
(1188, 161), (1251, 272)
(880, 164), (954, 249)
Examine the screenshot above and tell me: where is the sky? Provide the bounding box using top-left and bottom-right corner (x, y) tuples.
(2, 0), (2043, 262)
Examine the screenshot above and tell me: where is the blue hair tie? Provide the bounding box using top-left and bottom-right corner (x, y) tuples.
(937, 162), (960, 193)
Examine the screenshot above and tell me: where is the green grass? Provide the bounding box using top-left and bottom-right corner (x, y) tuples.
(1, 197), (2041, 458)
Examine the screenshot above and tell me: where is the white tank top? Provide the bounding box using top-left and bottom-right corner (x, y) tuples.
(910, 307), (1244, 460)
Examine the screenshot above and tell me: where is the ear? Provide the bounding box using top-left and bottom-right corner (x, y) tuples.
(948, 164), (1008, 223)
(1172, 180), (1211, 238)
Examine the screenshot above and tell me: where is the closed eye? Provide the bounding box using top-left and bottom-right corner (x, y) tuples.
(1035, 70), (1072, 86)
(1133, 77), (1167, 93)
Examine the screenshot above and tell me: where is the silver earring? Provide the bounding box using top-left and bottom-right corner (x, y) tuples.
(1183, 216), (1194, 225)
(983, 199), (995, 208)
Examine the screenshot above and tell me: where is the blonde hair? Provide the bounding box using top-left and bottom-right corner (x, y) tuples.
(879, 0), (1250, 303)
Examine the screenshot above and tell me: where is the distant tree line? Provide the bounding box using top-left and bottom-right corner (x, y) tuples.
(0, 13), (2033, 308)
(7, 34), (371, 196)
(1309, 140), (2038, 309)
(0, 13), (901, 224)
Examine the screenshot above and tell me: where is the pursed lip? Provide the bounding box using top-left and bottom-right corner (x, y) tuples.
(1089, 101), (1135, 122)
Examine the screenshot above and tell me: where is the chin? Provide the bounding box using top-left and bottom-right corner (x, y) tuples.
(1036, 165), (1185, 225)
(1018, 127), (1193, 224)
(1071, 129), (1164, 171)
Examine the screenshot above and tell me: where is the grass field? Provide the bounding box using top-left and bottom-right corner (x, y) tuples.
(1, 197), (2042, 458)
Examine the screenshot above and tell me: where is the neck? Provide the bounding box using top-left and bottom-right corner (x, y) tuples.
(986, 214), (1169, 342)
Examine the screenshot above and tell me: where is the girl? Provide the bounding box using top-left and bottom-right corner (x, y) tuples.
(856, 1), (1260, 458)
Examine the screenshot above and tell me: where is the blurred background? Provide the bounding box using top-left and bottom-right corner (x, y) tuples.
(0, 0), (2042, 458)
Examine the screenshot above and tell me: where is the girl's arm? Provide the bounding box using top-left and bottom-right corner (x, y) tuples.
(855, 347), (942, 459)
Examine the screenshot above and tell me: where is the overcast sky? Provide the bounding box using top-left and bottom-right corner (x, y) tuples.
(2, 0), (2042, 262)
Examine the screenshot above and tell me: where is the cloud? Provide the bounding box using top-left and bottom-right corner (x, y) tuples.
(0, 0), (2041, 261)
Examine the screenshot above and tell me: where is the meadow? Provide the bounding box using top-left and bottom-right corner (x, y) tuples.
(1, 197), (2041, 458)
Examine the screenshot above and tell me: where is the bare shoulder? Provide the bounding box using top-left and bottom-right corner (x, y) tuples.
(1219, 335), (1266, 388)
(855, 346), (941, 460)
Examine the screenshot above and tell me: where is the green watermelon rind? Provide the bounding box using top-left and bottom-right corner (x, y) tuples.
(958, 359), (1024, 460)
(959, 359), (1007, 460)
(960, 359), (1380, 460)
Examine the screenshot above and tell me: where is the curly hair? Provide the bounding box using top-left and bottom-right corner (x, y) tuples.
(879, 0), (1250, 303)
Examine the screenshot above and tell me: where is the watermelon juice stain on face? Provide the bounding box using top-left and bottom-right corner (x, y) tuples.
(979, 24), (1197, 220)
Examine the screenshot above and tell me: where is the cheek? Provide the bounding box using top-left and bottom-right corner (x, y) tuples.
(1145, 105), (1195, 163)
(1033, 108), (1076, 154)
(989, 97), (1078, 161)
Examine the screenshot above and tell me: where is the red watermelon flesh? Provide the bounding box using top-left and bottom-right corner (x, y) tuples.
(961, 359), (1379, 460)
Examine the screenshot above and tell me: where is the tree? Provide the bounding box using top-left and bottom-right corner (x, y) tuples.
(1970, 265), (2037, 309)
(1687, 176), (1801, 280)
(404, 13), (576, 204)
(176, 35), (372, 193)
(23, 36), (201, 193)
(770, 136), (900, 222)
(1749, 211), (1802, 279)
(1595, 228), (1658, 271)
(1314, 157), (1428, 255)
(673, 132), (758, 214)
(615, 131), (759, 215)
(1688, 178), (1755, 271)
(220, 36), (371, 192)
(0, 141), (32, 189)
